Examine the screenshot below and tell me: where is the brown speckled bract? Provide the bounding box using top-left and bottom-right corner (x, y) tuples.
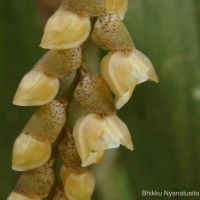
(58, 127), (83, 171)
(14, 158), (54, 198)
(24, 100), (67, 143)
(74, 68), (116, 115)
(61, 0), (106, 16)
(91, 12), (134, 51)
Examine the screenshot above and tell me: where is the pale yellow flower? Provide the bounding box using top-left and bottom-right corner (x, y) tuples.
(73, 113), (133, 167)
(61, 165), (95, 200)
(7, 192), (40, 200)
(13, 69), (59, 106)
(12, 132), (51, 171)
(100, 49), (159, 109)
(40, 8), (91, 50)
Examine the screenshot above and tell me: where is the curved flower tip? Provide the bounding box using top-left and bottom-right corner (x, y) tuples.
(12, 132), (51, 171)
(40, 9), (91, 50)
(7, 192), (40, 200)
(13, 69), (59, 106)
(106, 0), (128, 20)
(73, 113), (133, 167)
(61, 166), (95, 200)
(100, 49), (159, 108)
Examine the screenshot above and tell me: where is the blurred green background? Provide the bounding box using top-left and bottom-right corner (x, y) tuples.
(0, 0), (200, 199)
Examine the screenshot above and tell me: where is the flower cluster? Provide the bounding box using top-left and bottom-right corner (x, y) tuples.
(8, 0), (158, 199)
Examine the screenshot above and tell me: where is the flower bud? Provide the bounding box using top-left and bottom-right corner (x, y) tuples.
(61, 166), (95, 200)
(13, 159), (54, 199)
(7, 192), (40, 200)
(35, 47), (82, 78)
(100, 49), (159, 109)
(61, 0), (106, 17)
(74, 68), (115, 115)
(73, 113), (133, 167)
(91, 13), (134, 51)
(24, 100), (66, 143)
(52, 187), (68, 200)
(13, 69), (59, 106)
(40, 8), (91, 50)
(106, 0), (128, 19)
(12, 133), (51, 171)
(58, 127), (82, 170)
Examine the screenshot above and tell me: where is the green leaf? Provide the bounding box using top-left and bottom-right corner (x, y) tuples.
(0, 1), (42, 198)
(120, 0), (200, 199)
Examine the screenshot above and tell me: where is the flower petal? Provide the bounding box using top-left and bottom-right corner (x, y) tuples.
(73, 113), (120, 166)
(7, 192), (40, 200)
(114, 86), (135, 109)
(130, 49), (159, 83)
(13, 69), (59, 106)
(12, 133), (51, 171)
(101, 51), (136, 97)
(101, 50), (159, 108)
(40, 9), (91, 50)
(105, 115), (134, 150)
(61, 166), (95, 200)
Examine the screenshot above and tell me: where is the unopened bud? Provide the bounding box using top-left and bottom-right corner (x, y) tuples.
(12, 133), (51, 171)
(74, 68), (115, 115)
(91, 13), (134, 51)
(61, 0), (106, 17)
(13, 69), (59, 106)
(106, 0), (128, 19)
(35, 47), (82, 78)
(40, 9), (91, 50)
(24, 100), (66, 143)
(100, 49), (159, 109)
(61, 166), (95, 200)
(13, 159), (54, 199)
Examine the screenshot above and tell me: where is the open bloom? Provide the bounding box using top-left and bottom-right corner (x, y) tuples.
(73, 113), (133, 167)
(100, 49), (159, 109)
